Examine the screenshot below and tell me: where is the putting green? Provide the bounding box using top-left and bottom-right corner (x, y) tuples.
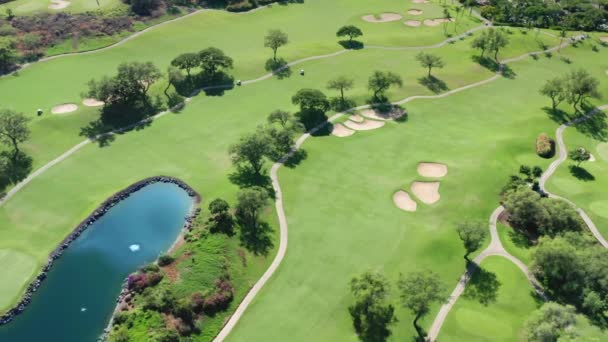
(0, 249), (37, 310)
(438, 257), (539, 341)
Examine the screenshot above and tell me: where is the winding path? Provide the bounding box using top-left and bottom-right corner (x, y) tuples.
(427, 104), (608, 341)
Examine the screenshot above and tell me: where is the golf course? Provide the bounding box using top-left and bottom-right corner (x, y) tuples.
(0, 0), (607, 341)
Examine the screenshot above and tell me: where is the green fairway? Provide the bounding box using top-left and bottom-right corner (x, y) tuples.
(438, 257), (540, 341)
(0, 0), (123, 15)
(0, 249), (37, 310)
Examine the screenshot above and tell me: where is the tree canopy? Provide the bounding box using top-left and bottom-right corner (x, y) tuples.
(368, 71), (403, 101)
(264, 29), (289, 61)
(569, 147), (591, 166)
(229, 128), (273, 176)
(471, 29), (509, 61)
(455, 220), (487, 261)
(415, 52), (445, 77)
(524, 303), (579, 342)
(398, 270), (446, 340)
(170, 52), (199, 78)
(327, 76), (355, 102)
(336, 25), (363, 41)
(0, 109), (30, 161)
(198, 47), (234, 76)
(87, 61), (161, 106)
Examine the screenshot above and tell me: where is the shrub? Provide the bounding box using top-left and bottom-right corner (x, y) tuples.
(158, 254), (175, 266)
(127, 271), (163, 291)
(536, 133), (554, 158)
(202, 279), (234, 315)
(190, 292), (205, 313)
(140, 263), (160, 273)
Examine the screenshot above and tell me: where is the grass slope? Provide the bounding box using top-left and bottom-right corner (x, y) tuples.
(438, 256), (540, 341)
(0, 0), (123, 15)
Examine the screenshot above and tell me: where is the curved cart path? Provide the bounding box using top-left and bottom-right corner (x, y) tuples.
(427, 104), (608, 341)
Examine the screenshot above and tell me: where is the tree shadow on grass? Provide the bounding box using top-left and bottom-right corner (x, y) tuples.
(575, 107), (608, 142)
(228, 165), (274, 197)
(240, 221), (274, 256)
(418, 76), (448, 94)
(508, 228), (534, 250)
(0, 151), (33, 192)
(463, 266), (501, 306)
(284, 149), (307, 168)
(472, 56), (516, 79)
(265, 58), (292, 80)
(569, 165), (595, 181)
(338, 40), (364, 50)
(543, 107), (571, 125)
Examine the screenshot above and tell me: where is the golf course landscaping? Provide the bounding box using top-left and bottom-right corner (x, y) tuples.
(0, 0), (607, 341)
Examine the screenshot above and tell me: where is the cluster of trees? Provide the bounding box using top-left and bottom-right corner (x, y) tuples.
(0, 109), (32, 189)
(170, 47), (234, 88)
(478, 0), (608, 31)
(523, 302), (580, 341)
(471, 28), (510, 62)
(348, 270), (446, 341)
(540, 69), (601, 114)
(206, 0), (296, 12)
(531, 233), (608, 326)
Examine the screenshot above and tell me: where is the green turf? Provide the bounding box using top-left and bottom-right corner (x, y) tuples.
(438, 256), (540, 341)
(497, 223), (534, 266)
(0, 0), (123, 15)
(0, 249), (37, 310)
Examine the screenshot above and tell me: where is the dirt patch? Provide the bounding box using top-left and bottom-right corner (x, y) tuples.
(411, 181), (441, 204)
(362, 13), (403, 23)
(393, 190), (417, 212)
(331, 123), (355, 137)
(423, 18), (455, 27)
(600, 36), (608, 42)
(344, 119), (385, 131)
(82, 98), (104, 107)
(360, 107), (405, 121)
(48, 0), (70, 9)
(51, 103), (78, 114)
(417, 162), (448, 178)
(162, 248), (192, 283)
(408, 9), (423, 15)
(405, 20), (422, 27)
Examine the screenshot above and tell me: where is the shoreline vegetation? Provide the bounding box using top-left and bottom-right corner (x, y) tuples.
(0, 176), (200, 327)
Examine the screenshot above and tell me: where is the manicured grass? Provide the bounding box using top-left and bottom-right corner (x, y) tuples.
(226, 47), (608, 341)
(0, 249), (37, 310)
(438, 256), (540, 341)
(497, 223), (534, 266)
(0, 0), (123, 15)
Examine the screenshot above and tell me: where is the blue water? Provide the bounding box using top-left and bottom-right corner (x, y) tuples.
(0, 182), (193, 341)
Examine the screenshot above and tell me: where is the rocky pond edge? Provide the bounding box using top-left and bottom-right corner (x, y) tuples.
(0, 176), (202, 327)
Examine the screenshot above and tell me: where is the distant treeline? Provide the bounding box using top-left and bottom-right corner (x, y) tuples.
(478, 0), (608, 31)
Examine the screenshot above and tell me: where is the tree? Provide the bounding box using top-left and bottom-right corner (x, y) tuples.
(229, 128), (273, 176)
(368, 71), (403, 101)
(291, 89), (331, 129)
(524, 303), (578, 342)
(540, 77), (566, 111)
(267, 110), (292, 128)
(327, 76), (354, 103)
(349, 271), (396, 342)
(538, 199), (583, 236)
(87, 61), (161, 106)
(0, 44), (16, 75)
(264, 29), (289, 62)
(398, 271), (446, 340)
(336, 25), (363, 42)
(207, 198), (234, 235)
(455, 220), (487, 261)
(532, 166), (543, 179)
(569, 147), (590, 166)
(471, 30), (491, 57)
(170, 53), (199, 78)
(489, 29), (509, 61)
(0, 109), (30, 161)
(415, 52), (445, 77)
(532, 236), (585, 299)
(564, 69), (600, 113)
(502, 186), (544, 233)
(198, 47), (233, 76)
(164, 66), (185, 100)
(235, 186), (269, 239)
(129, 0), (161, 15)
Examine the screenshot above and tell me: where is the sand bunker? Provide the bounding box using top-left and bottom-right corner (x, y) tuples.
(417, 162), (448, 178)
(393, 190), (417, 212)
(51, 103), (78, 114)
(331, 123), (355, 137)
(589, 154), (596, 162)
(600, 37), (608, 42)
(48, 0), (70, 9)
(411, 181), (441, 204)
(408, 9), (423, 15)
(412, 0), (429, 3)
(349, 114), (365, 123)
(405, 20), (422, 27)
(360, 107), (405, 121)
(344, 119), (385, 131)
(362, 13), (403, 23)
(424, 18), (454, 27)
(82, 98), (104, 107)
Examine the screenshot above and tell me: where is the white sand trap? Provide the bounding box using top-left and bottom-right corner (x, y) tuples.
(424, 18), (455, 27)
(344, 119), (385, 131)
(393, 190), (417, 212)
(349, 114), (365, 123)
(360, 107), (405, 121)
(362, 13), (403, 23)
(51, 103), (78, 114)
(411, 181), (441, 204)
(408, 9), (423, 15)
(82, 98), (104, 107)
(589, 153), (596, 162)
(48, 0), (70, 9)
(417, 162), (448, 178)
(405, 20), (422, 27)
(331, 123), (355, 137)
(600, 37), (608, 42)
(412, 0), (429, 3)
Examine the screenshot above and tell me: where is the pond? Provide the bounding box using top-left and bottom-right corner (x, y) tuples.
(0, 181), (194, 341)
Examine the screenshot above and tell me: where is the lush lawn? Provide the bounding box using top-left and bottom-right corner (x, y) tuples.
(0, 0), (123, 15)
(497, 223), (534, 266)
(226, 45), (608, 341)
(439, 256), (540, 341)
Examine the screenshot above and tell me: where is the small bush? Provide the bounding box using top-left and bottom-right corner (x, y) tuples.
(190, 292), (205, 313)
(202, 279), (234, 315)
(158, 254), (175, 266)
(536, 133), (555, 158)
(140, 263), (160, 273)
(127, 271), (163, 292)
